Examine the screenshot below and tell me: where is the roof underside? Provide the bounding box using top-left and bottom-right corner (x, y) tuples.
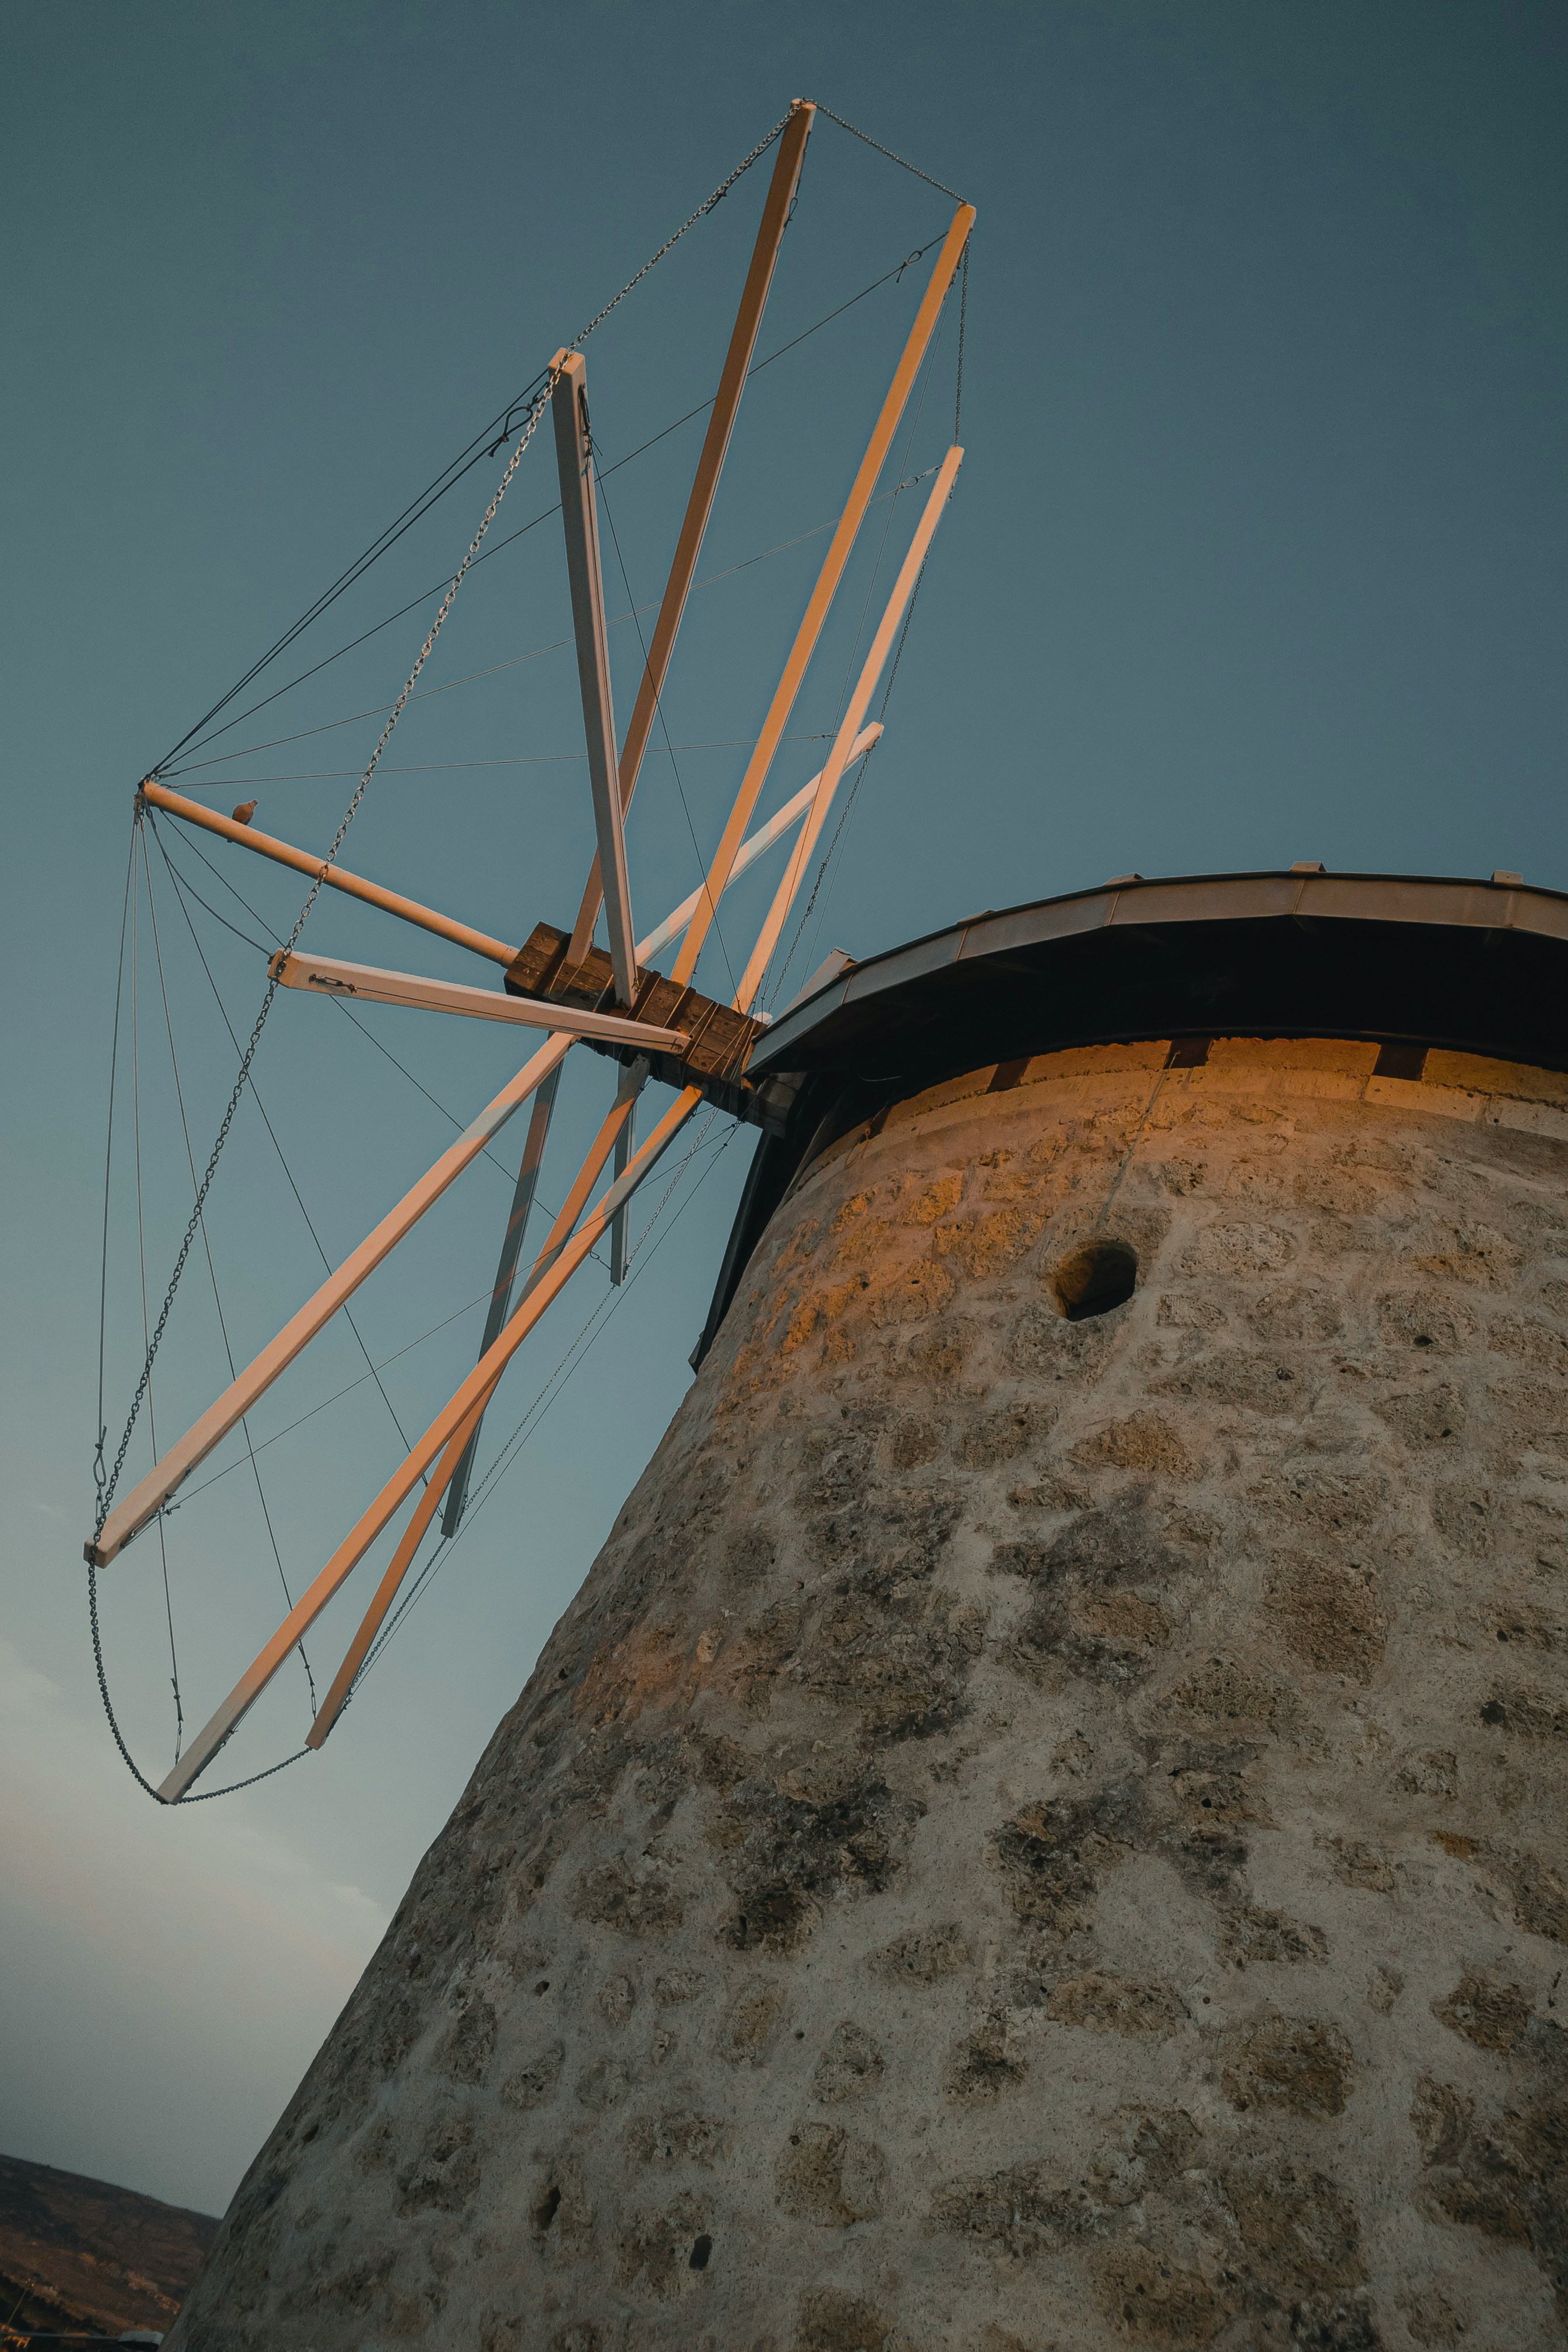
(749, 868), (1568, 1089)
(690, 868), (1568, 1368)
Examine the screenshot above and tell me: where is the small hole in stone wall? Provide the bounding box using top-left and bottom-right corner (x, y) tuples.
(689, 2235), (713, 2270)
(1052, 1240), (1139, 1322)
(535, 2185), (561, 2231)
(534, 1980), (551, 1995)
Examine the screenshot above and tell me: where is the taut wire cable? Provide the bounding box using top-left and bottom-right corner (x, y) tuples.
(156, 105), (802, 774)
(94, 377), (556, 1544)
(348, 1114), (734, 1697)
(149, 816), (419, 1464)
(159, 230), (949, 775)
(138, 826), (318, 1714)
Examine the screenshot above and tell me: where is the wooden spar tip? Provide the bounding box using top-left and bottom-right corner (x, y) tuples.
(268, 947), (691, 1051)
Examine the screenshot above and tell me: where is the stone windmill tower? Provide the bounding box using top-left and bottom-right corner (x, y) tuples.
(170, 869), (1568, 2352)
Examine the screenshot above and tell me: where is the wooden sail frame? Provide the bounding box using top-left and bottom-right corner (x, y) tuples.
(92, 730), (890, 1568)
(91, 164), (975, 1798)
(566, 100), (816, 966)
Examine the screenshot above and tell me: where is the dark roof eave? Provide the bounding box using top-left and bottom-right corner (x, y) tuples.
(748, 867), (1568, 1080)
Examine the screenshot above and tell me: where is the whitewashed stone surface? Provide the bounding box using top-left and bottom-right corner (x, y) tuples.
(169, 1037), (1568, 2352)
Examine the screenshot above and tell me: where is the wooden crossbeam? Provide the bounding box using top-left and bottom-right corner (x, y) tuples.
(141, 780), (516, 967)
(438, 1066), (561, 1540)
(567, 100), (814, 965)
(552, 351), (639, 1007)
(309, 1065), (640, 1742)
(734, 447), (963, 1012)
(158, 1085), (703, 1799)
(636, 723), (880, 963)
(85, 1024), (576, 1568)
(271, 949), (688, 1049)
(668, 202), (975, 993)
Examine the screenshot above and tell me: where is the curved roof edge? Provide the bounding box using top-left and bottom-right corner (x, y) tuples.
(751, 867), (1568, 1076)
(688, 864), (1568, 1371)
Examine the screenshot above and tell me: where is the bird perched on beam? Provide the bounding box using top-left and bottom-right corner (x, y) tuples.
(232, 800), (258, 826)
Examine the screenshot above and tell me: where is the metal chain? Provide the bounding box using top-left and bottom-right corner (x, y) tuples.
(93, 828), (138, 1506)
(87, 1556), (163, 1801)
(92, 1536), (310, 1803)
(177, 1742), (312, 1803)
(813, 104), (967, 204)
(568, 103), (801, 352)
(94, 378), (557, 1542)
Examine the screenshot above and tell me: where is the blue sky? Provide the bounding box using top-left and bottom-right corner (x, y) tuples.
(3, 0), (1564, 2211)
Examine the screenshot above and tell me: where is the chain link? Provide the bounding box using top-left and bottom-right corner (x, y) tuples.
(813, 104), (967, 204)
(87, 1554), (162, 1800)
(94, 379), (558, 1544)
(568, 104), (801, 352)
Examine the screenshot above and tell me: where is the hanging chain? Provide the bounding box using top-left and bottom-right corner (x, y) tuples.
(482, 109), (797, 454)
(94, 379), (558, 1544)
(568, 103), (801, 352)
(93, 828), (138, 1507)
(88, 1555), (164, 1800)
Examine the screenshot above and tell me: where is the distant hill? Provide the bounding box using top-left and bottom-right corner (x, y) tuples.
(0, 2152), (217, 2340)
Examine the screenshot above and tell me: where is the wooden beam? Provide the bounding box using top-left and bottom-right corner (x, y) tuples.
(87, 830), (802, 1573)
(438, 1065), (561, 1541)
(315, 1056), (648, 1714)
(552, 351), (639, 1006)
(271, 949), (688, 1049)
(307, 1392), (491, 1748)
(734, 446), (963, 1013)
(567, 100), (816, 964)
(142, 780), (516, 967)
(608, 1059), (648, 1285)
(635, 723), (880, 964)
(517, 1068), (643, 1303)
(668, 202), (975, 993)
(158, 1085), (704, 1800)
(87, 1026), (575, 1566)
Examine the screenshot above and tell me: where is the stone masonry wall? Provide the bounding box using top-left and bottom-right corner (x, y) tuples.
(169, 1036), (1568, 2352)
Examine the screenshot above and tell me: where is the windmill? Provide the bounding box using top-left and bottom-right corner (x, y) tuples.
(84, 99), (974, 1805)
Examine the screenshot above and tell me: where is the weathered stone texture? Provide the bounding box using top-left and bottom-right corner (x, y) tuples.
(169, 1038), (1568, 2350)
